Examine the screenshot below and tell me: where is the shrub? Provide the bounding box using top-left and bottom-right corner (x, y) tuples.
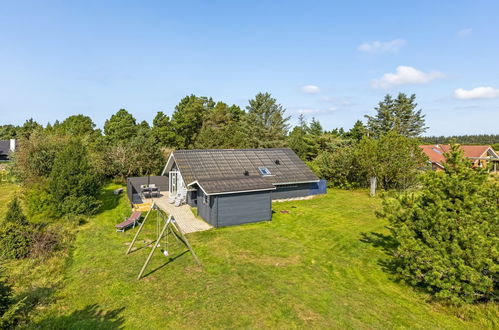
(29, 225), (62, 259)
(381, 145), (499, 304)
(48, 139), (102, 216)
(311, 146), (366, 189)
(0, 270), (25, 329)
(0, 197), (32, 260)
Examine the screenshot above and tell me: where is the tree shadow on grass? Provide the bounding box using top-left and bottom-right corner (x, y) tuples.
(97, 187), (123, 213)
(359, 231), (399, 274)
(34, 304), (125, 329)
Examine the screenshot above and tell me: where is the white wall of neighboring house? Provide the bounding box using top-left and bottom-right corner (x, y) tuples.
(9, 139), (16, 151)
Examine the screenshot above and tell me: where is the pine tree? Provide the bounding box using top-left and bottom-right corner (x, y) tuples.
(4, 196), (27, 226)
(151, 111), (176, 147)
(308, 117), (323, 136)
(288, 115), (319, 160)
(345, 120), (366, 141)
(171, 95), (215, 149)
(103, 109), (138, 142)
(365, 93), (427, 138)
(381, 144), (499, 303)
(244, 92), (290, 148)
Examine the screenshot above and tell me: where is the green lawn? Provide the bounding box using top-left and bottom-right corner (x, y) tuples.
(21, 185), (499, 328)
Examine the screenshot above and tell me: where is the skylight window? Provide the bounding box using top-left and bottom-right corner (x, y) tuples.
(258, 167), (272, 175)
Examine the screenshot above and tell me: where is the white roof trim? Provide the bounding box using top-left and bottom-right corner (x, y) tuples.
(161, 153), (176, 176)
(273, 180), (320, 185)
(188, 180), (276, 196)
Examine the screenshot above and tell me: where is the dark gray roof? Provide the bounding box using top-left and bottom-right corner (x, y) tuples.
(171, 148), (319, 195)
(0, 140), (11, 157)
(197, 176), (276, 195)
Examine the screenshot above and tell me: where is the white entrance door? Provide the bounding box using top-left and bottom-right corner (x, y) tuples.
(169, 171), (178, 197)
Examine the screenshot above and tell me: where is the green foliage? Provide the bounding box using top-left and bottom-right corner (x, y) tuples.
(0, 125), (17, 140)
(103, 109), (138, 142)
(345, 120), (367, 141)
(0, 269), (25, 329)
(420, 134), (499, 146)
(48, 140), (102, 216)
(18, 118), (43, 140)
(358, 131), (426, 190)
(381, 145), (499, 304)
(244, 92), (290, 148)
(194, 102), (246, 149)
(311, 142), (366, 188)
(288, 115), (319, 161)
(365, 93), (427, 138)
(308, 117), (323, 136)
(0, 197), (31, 260)
(54, 115), (96, 136)
(171, 95), (215, 148)
(10, 131), (62, 183)
(152, 111), (176, 147)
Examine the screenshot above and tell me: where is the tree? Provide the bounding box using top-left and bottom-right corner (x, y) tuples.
(0, 125), (18, 140)
(10, 131), (63, 183)
(54, 115), (98, 137)
(358, 131), (427, 191)
(48, 140), (102, 216)
(345, 120), (367, 141)
(104, 109), (138, 142)
(171, 95), (215, 149)
(18, 119), (42, 140)
(381, 145), (499, 303)
(308, 117), (323, 136)
(0, 197), (31, 259)
(152, 111), (176, 147)
(365, 93), (427, 138)
(288, 115), (319, 161)
(4, 196), (27, 226)
(195, 102), (246, 149)
(311, 144), (366, 189)
(244, 92), (290, 148)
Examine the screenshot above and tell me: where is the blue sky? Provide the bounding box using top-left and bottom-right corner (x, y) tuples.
(1, 0), (498, 135)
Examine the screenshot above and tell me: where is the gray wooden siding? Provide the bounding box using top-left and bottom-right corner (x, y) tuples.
(215, 191), (272, 227)
(271, 182), (319, 200)
(196, 189), (217, 226)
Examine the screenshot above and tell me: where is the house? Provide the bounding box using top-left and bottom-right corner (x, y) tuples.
(0, 139), (16, 161)
(420, 144), (499, 171)
(157, 148), (326, 227)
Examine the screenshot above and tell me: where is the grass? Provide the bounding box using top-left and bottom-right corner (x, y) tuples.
(4, 184), (498, 328)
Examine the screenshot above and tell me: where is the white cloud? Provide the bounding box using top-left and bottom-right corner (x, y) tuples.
(371, 65), (445, 89)
(454, 86), (499, 100)
(457, 28), (472, 38)
(300, 85), (321, 94)
(296, 107), (336, 115)
(357, 39), (407, 53)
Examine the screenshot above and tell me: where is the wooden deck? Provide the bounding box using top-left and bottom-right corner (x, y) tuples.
(153, 196), (213, 234)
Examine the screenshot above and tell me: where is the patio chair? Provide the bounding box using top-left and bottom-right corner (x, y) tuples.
(115, 211), (142, 232)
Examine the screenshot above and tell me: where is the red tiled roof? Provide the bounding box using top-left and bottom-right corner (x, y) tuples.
(419, 144), (494, 164)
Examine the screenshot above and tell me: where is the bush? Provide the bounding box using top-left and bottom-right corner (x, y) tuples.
(311, 146), (366, 189)
(48, 139), (102, 216)
(0, 197), (32, 260)
(29, 225), (62, 259)
(0, 270), (25, 329)
(381, 145), (499, 304)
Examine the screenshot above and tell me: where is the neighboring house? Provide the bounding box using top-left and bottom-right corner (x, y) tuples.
(420, 144), (499, 171)
(159, 148), (326, 227)
(0, 139), (16, 161)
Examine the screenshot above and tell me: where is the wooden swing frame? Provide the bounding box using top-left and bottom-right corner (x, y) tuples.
(126, 202), (201, 280)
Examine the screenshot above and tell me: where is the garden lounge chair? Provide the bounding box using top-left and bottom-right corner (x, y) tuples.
(115, 211), (142, 232)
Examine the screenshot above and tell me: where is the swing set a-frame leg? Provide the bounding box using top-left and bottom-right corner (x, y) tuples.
(170, 217), (202, 266)
(126, 202), (155, 255)
(137, 218), (170, 280)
